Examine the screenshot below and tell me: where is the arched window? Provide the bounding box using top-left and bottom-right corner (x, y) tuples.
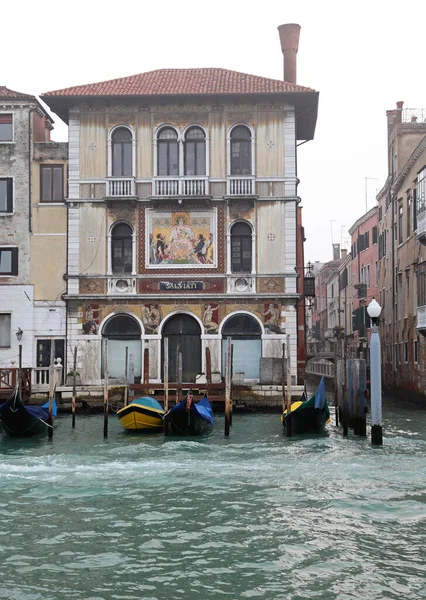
(112, 128), (132, 177)
(184, 127), (206, 176)
(111, 223), (132, 274)
(231, 222), (252, 273)
(230, 126), (252, 175)
(158, 127), (179, 176)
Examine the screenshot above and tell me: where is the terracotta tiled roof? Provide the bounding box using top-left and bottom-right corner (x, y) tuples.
(42, 68), (315, 97)
(0, 86), (36, 100)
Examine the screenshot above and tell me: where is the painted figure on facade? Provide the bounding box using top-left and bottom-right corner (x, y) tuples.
(194, 233), (205, 262)
(203, 304), (219, 333)
(166, 215), (196, 261)
(155, 233), (166, 263)
(83, 304), (99, 334)
(142, 304), (162, 333)
(262, 303), (282, 334)
(149, 234), (156, 264)
(201, 232), (214, 264)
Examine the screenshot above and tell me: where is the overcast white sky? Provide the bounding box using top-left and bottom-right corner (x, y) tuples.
(2, 0), (424, 263)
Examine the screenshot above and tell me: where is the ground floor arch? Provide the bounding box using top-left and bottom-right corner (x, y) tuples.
(162, 313), (201, 382)
(221, 313), (262, 380)
(102, 313), (142, 379)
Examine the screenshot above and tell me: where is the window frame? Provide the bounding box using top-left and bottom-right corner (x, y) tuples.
(0, 313), (12, 348)
(157, 126), (179, 177)
(111, 127), (133, 177)
(111, 223), (133, 274)
(0, 113), (13, 143)
(0, 247), (18, 276)
(230, 221), (253, 273)
(184, 126), (206, 176)
(229, 124), (253, 176)
(40, 164), (64, 203)
(0, 177), (13, 213)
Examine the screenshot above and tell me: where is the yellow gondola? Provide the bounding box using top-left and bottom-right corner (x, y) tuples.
(117, 397), (164, 432)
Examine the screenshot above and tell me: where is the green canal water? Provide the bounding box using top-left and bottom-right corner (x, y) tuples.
(1, 400), (426, 600)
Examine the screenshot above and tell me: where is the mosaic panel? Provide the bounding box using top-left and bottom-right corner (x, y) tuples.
(79, 279), (107, 295)
(139, 204), (225, 274)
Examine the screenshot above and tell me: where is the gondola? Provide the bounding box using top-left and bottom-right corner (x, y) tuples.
(163, 392), (213, 436)
(117, 396), (164, 432)
(0, 387), (57, 437)
(282, 376), (330, 434)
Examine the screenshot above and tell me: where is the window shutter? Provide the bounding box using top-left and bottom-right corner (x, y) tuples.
(7, 178), (13, 211)
(11, 248), (18, 275)
(413, 187), (417, 231)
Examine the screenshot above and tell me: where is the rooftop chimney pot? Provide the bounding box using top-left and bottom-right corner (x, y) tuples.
(278, 23), (301, 84)
(396, 101), (404, 109)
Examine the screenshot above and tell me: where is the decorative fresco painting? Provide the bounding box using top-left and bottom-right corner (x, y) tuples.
(147, 210), (216, 268)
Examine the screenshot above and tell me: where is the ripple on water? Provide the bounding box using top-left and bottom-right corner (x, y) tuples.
(1, 410), (426, 599)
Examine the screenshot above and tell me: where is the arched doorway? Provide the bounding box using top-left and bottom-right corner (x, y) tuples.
(102, 314), (141, 379)
(222, 314), (262, 380)
(162, 314), (201, 382)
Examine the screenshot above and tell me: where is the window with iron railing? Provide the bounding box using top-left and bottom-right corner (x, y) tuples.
(417, 169), (426, 215)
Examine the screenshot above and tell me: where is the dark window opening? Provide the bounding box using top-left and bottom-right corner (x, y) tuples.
(111, 223), (132, 274)
(158, 127), (179, 176)
(231, 222), (252, 273)
(184, 127), (206, 176)
(112, 128), (132, 177)
(230, 126), (252, 175)
(0, 247), (18, 275)
(0, 178), (13, 212)
(103, 314), (141, 339)
(0, 114), (12, 142)
(40, 165), (64, 202)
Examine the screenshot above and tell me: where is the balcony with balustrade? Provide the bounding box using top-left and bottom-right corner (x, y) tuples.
(152, 177), (209, 198)
(105, 178), (137, 199)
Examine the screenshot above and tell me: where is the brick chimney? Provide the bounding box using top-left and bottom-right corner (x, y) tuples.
(278, 23), (301, 84)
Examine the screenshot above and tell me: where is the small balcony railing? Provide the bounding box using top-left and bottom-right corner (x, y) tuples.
(415, 209), (426, 245)
(417, 305), (426, 330)
(227, 177), (255, 196)
(106, 178), (136, 197)
(153, 177), (208, 197)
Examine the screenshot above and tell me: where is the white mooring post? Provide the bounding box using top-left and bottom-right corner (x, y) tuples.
(367, 299), (383, 446)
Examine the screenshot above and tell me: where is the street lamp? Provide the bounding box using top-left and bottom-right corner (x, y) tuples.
(16, 328), (23, 342)
(366, 298), (382, 445)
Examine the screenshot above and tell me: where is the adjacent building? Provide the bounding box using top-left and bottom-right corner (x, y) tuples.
(377, 102), (426, 399)
(40, 23), (319, 386)
(0, 87), (67, 376)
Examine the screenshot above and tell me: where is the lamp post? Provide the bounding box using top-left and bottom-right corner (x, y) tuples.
(16, 328), (23, 342)
(366, 298), (382, 445)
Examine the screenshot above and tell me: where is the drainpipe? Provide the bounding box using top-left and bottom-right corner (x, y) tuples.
(28, 105), (37, 234)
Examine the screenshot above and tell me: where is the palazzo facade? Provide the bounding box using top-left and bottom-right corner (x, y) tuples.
(41, 24), (318, 386)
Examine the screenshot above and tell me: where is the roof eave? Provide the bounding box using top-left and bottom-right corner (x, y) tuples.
(40, 90), (319, 137)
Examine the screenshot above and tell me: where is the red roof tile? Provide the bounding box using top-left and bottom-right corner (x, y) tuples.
(0, 86), (36, 100)
(42, 68), (315, 98)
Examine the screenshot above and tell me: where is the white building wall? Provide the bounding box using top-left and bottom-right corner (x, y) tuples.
(0, 285), (34, 367)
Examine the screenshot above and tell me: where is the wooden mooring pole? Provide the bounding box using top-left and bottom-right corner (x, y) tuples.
(124, 346), (129, 408)
(224, 336), (232, 437)
(164, 337), (169, 415)
(18, 345), (22, 400)
(72, 346), (77, 428)
(334, 342), (339, 426)
(176, 344), (182, 406)
(285, 336), (292, 437)
(103, 338), (109, 438)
